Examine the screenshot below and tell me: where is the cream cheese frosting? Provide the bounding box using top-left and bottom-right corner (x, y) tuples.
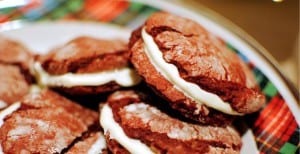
(141, 28), (242, 115)
(34, 62), (141, 88)
(0, 102), (21, 128)
(100, 104), (154, 154)
(87, 133), (106, 154)
(0, 100), (7, 109)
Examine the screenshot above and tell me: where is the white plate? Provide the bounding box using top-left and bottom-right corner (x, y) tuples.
(1, 22), (130, 54)
(1, 22), (258, 154)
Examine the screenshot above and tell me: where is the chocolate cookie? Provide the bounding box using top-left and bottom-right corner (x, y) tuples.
(129, 12), (265, 125)
(35, 36), (141, 95)
(0, 64), (30, 108)
(0, 37), (36, 108)
(100, 90), (242, 154)
(0, 36), (34, 83)
(0, 89), (99, 153)
(66, 132), (108, 154)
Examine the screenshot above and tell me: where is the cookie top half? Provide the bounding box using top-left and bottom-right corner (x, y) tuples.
(0, 36), (33, 69)
(39, 36), (129, 75)
(0, 89), (99, 153)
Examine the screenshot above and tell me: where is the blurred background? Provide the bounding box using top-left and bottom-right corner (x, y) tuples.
(178, 0), (299, 88)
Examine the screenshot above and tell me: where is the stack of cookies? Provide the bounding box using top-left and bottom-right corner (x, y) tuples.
(0, 37), (34, 109)
(0, 12), (265, 154)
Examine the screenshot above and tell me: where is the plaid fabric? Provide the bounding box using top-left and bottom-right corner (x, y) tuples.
(253, 94), (299, 154)
(0, 0), (299, 153)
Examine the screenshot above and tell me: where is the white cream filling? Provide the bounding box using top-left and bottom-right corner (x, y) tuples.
(0, 144), (3, 154)
(0, 100), (7, 109)
(0, 102), (21, 128)
(87, 133), (106, 154)
(100, 104), (154, 154)
(34, 62), (141, 88)
(29, 85), (42, 94)
(142, 28), (241, 115)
